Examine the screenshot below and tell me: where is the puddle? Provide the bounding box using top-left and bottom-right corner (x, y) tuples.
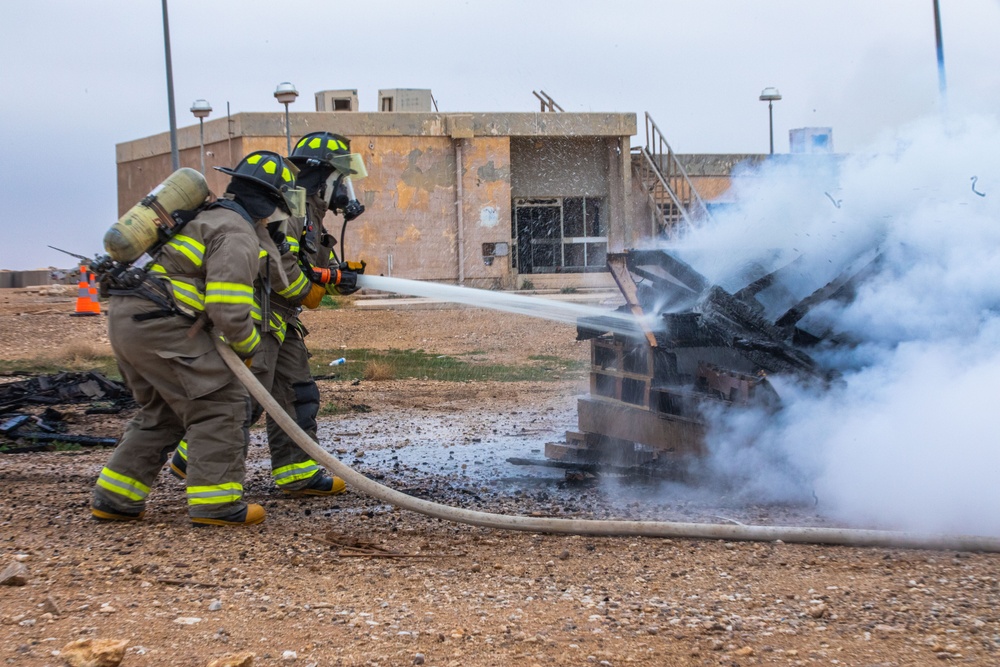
(313, 408), (572, 492)
(248, 401), (830, 528)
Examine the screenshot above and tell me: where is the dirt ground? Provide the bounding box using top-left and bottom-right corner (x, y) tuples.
(2, 288), (1000, 667)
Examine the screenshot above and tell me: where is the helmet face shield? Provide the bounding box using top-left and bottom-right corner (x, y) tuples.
(329, 153), (368, 180)
(283, 186), (307, 219)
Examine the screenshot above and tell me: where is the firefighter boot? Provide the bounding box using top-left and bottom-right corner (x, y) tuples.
(282, 472), (347, 497)
(191, 503), (266, 527)
(91, 498), (145, 522)
(169, 446), (187, 480)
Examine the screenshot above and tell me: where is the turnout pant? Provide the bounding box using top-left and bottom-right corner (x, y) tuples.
(248, 323), (323, 491)
(93, 296), (251, 520)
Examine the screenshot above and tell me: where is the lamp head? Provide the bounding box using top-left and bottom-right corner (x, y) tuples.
(759, 87), (782, 102)
(274, 82), (299, 105)
(190, 99), (212, 119)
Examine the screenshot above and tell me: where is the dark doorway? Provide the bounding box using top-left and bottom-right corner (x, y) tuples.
(515, 203), (561, 273)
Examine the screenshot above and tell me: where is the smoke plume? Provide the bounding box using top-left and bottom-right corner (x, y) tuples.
(672, 114), (1000, 536)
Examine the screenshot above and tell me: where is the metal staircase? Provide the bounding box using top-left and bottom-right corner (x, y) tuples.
(632, 112), (710, 238)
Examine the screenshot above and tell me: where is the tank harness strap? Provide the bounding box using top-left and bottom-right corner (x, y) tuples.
(108, 274), (188, 322)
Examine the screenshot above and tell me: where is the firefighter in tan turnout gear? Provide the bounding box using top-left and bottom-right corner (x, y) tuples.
(169, 131), (366, 496)
(91, 150), (300, 526)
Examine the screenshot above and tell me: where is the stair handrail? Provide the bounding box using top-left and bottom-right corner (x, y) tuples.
(644, 112), (711, 225)
(631, 145), (685, 234)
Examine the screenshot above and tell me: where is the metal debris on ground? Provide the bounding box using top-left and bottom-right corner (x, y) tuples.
(0, 371), (132, 410)
(0, 371), (132, 452)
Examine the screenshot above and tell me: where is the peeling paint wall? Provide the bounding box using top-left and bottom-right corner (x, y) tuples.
(349, 136), (457, 280)
(458, 137), (513, 289)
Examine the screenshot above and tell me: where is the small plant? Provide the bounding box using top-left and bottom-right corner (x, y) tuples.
(559, 286), (578, 294)
(363, 359), (396, 381)
(320, 294), (342, 309)
(319, 401), (343, 416)
(52, 440), (82, 452)
(520, 279), (535, 291)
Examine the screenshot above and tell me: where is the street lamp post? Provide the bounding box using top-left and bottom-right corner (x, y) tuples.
(759, 87), (782, 155)
(161, 0), (179, 170)
(274, 82), (299, 155)
(190, 99), (212, 175)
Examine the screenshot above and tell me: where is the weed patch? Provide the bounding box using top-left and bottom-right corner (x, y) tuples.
(309, 348), (585, 382)
(0, 354), (121, 379)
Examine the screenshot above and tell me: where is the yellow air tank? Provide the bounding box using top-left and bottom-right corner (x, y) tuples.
(103, 168), (210, 262)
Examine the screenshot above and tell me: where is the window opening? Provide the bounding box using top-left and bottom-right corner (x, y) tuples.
(511, 196), (608, 274)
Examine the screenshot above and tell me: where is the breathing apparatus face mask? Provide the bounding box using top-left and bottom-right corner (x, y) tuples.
(320, 154), (367, 210)
(322, 171), (346, 210)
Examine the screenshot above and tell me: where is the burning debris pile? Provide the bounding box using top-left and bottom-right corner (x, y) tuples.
(550, 248), (875, 469)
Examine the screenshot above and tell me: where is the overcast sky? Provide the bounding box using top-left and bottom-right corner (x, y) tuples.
(1, 0), (998, 270)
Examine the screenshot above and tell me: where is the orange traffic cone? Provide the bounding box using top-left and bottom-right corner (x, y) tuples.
(87, 270), (101, 315)
(71, 265), (100, 317)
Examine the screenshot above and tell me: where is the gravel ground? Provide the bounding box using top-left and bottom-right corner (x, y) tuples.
(2, 289), (1000, 666)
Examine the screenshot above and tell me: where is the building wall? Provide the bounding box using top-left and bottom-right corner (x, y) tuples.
(351, 135), (458, 281)
(458, 137), (514, 289)
(511, 137), (610, 197)
(116, 112), (635, 289)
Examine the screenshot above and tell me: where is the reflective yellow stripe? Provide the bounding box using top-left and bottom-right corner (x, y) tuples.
(187, 482), (243, 505)
(272, 460), (320, 486)
(231, 329), (260, 355)
(166, 234), (205, 267)
(285, 235), (300, 253)
(176, 439), (188, 462)
(250, 304), (288, 335)
(96, 467), (150, 501)
(278, 271), (310, 298)
(169, 279), (206, 311)
(205, 281), (254, 306)
(259, 249), (268, 259)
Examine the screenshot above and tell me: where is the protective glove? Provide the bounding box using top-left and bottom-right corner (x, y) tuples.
(301, 282), (327, 309)
(340, 260), (366, 274)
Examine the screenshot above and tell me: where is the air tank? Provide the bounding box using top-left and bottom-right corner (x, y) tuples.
(103, 168), (210, 262)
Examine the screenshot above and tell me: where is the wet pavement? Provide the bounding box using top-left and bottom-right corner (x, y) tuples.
(241, 399), (844, 532)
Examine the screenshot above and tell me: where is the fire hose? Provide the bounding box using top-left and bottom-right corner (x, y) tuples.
(215, 338), (1000, 553)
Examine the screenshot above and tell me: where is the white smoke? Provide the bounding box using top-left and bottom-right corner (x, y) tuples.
(672, 113), (1000, 535)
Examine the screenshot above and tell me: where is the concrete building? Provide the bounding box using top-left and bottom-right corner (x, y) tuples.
(115, 107), (811, 291)
(116, 111), (635, 290)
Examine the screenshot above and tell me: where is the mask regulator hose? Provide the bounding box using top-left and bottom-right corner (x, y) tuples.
(214, 337), (1000, 553)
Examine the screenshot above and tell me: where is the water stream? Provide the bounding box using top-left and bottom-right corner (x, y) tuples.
(356, 274), (648, 336)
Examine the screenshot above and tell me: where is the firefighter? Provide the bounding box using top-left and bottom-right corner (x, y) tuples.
(91, 150), (299, 526)
(169, 132), (366, 496)
(290, 131), (366, 281)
